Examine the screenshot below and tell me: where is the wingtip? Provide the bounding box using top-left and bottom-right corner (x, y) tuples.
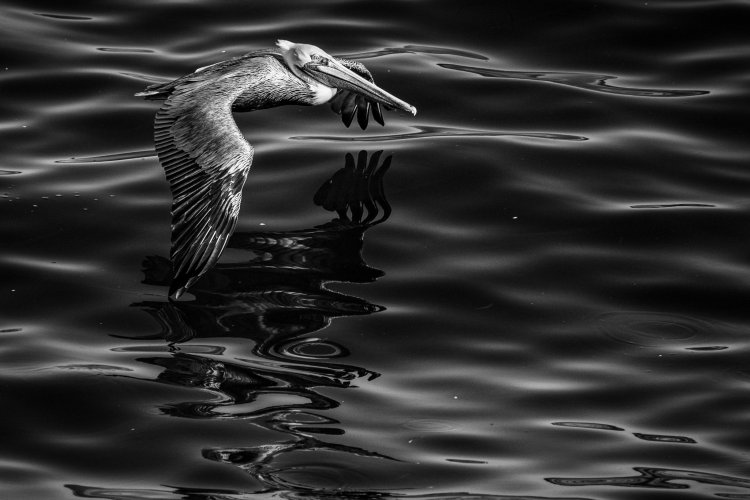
(168, 282), (186, 301)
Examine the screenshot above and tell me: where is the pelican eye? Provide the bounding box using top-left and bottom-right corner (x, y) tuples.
(311, 54), (330, 66)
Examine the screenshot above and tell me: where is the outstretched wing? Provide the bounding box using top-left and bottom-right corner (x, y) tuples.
(329, 58), (386, 130)
(152, 69), (256, 299)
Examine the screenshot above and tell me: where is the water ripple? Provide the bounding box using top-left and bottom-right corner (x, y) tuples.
(439, 63), (710, 97)
(552, 422), (625, 432)
(275, 338), (349, 360)
(596, 311), (719, 348)
(402, 419), (462, 433)
(292, 125), (588, 143)
(111, 344), (226, 355)
(96, 47), (155, 54)
(54, 364), (133, 373)
(685, 345), (729, 352)
(56, 150), (155, 163)
(633, 432), (697, 444)
(2, 254), (98, 274)
(630, 203), (718, 209)
(445, 458), (488, 464)
(68, 484), (591, 500)
(339, 45), (489, 61)
(34, 13), (93, 21)
(548, 467), (750, 492)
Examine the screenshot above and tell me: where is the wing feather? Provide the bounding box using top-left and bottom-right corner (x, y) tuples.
(152, 69), (256, 299)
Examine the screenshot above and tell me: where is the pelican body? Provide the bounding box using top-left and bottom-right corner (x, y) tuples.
(137, 40), (416, 299)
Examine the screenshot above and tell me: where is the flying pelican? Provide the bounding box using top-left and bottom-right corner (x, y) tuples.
(136, 40), (416, 299)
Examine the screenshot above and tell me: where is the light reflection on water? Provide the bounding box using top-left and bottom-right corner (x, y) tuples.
(2, 0), (750, 499)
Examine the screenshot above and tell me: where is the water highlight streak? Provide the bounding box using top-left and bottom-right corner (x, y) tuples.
(56, 150), (155, 163)
(291, 125), (588, 142)
(440, 63), (710, 97)
(339, 45), (489, 61)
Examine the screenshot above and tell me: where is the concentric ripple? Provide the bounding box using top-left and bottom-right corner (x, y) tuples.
(596, 311), (716, 348)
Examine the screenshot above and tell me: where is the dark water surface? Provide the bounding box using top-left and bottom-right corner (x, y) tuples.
(3, 1), (750, 498)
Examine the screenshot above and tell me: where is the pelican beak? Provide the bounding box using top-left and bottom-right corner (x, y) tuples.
(306, 60), (417, 116)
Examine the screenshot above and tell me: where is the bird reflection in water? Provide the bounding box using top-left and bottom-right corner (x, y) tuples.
(125, 150), (399, 492)
(136, 150), (391, 346)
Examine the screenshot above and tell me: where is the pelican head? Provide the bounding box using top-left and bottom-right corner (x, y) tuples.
(276, 40), (417, 115)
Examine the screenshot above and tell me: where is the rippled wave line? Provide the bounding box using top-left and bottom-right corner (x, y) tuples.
(34, 12), (92, 21)
(97, 47), (155, 54)
(66, 483), (598, 499)
(291, 125), (588, 143)
(440, 63), (710, 98)
(58, 131), (585, 164)
(338, 45), (489, 61)
(630, 203), (717, 209)
(552, 421), (625, 431)
(548, 466), (750, 491)
(552, 422), (698, 444)
(56, 150), (155, 163)
(53, 125), (578, 161)
(633, 432), (696, 444)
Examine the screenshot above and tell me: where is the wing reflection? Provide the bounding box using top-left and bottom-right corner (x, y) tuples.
(137, 351), (375, 419)
(134, 150), (391, 344)
(122, 150), (399, 493)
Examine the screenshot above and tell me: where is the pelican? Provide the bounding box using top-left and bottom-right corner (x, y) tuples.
(136, 40), (416, 299)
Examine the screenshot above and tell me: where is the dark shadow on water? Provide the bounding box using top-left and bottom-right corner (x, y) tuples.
(106, 151), (406, 495)
(132, 150), (391, 345)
